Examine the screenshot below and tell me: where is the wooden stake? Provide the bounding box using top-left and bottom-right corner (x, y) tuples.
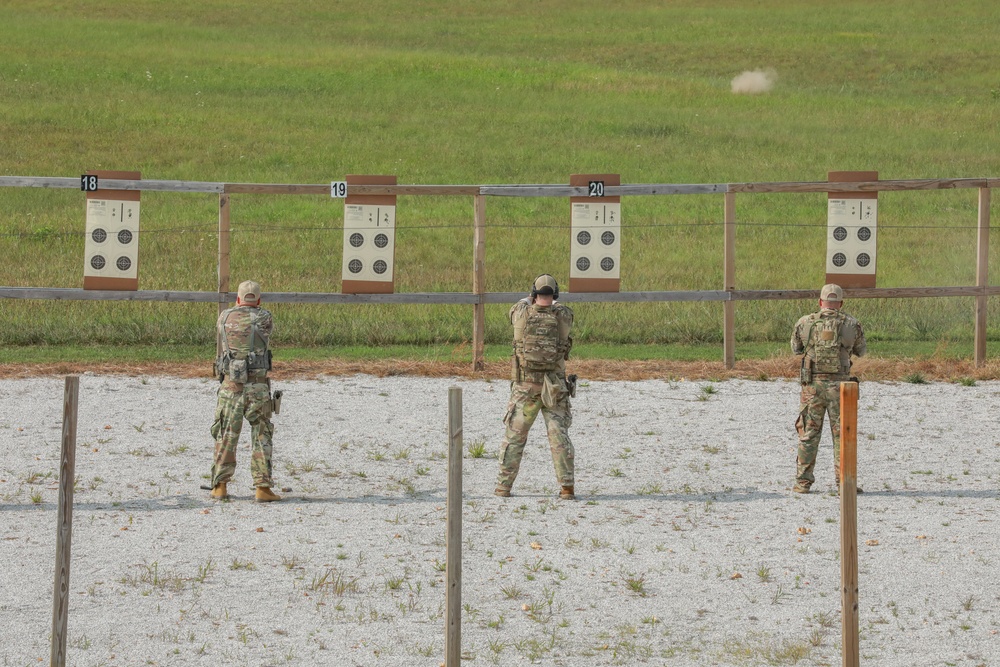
(217, 193), (231, 359)
(445, 386), (463, 666)
(723, 192), (736, 368)
(50, 376), (80, 667)
(472, 195), (486, 371)
(839, 381), (859, 667)
(975, 187), (991, 367)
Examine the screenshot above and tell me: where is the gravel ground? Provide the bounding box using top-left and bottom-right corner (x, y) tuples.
(2, 373), (999, 667)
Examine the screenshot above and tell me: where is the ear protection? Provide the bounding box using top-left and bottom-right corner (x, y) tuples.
(530, 274), (559, 300)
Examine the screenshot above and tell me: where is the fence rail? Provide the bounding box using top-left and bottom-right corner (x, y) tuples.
(4, 286), (999, 304)
(1, 174), (995, 368)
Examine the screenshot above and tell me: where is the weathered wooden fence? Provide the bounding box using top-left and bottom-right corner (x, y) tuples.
(1, 175), (996, 368)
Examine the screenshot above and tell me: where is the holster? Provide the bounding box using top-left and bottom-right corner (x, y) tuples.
(799, 357), (813, 385)
(272, 390), (284, 415)
(566, 374), (578, 398)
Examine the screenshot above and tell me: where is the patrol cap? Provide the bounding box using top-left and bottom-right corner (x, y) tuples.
(820, 283), (844, 302)
(238, 280), (262, 304)
(532, 274), (559, 297)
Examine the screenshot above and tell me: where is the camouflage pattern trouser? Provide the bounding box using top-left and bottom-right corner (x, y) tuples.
(794, 378), (844, 486)
(496, 381), (574, 490)
(210, 382), (274, 488)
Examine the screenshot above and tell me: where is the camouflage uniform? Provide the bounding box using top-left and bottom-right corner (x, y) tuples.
(496, 297), (575, 491)
(210, 305), (276, 489)
(791, 305), (866, 489)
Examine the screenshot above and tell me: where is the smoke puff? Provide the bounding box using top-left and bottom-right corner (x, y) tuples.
(731, 69), (777, 94)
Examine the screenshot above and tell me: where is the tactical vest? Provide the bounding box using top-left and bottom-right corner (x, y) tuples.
(516, 306), (562, 373)
(805, 311), (847, 375)
(216, 307), (272, 383)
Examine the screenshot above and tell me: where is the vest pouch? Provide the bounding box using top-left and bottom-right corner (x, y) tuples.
(799, 357), (812, 385)
(229, 358), (249, 384)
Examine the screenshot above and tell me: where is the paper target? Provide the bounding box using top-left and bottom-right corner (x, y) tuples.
(342, 203), (395, 285)
(571, 201), (620, 281)
(84, 198), (140, 281)
(826, 198), (877, 276)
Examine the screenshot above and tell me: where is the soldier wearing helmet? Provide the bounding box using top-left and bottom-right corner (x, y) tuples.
(208, 280), (282, 502)
(790, 283), (867, 494)
(494, 274), (577, 500)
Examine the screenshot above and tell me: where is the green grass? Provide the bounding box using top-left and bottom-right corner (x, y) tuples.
(2, 1), (1000, 351)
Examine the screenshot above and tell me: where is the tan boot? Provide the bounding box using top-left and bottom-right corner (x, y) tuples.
(494, 486), (511, 498)
(210, 482), (228, 500)
(559, 485), (575, 500)
(255, 486), (282, 502)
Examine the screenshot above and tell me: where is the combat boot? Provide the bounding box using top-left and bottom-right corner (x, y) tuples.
(792, 482), (810, 494)
(559, 485), (576, 500)
(494, 486), (511, 498)
(210, 482), (228, 500)
(255, 486), (282, 502)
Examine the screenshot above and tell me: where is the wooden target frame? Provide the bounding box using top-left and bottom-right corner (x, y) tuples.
(569, 173), (621, 293)
(341, 174), (397, 294)
(826, 170), (878, 289)
(83, 170), (141, 291)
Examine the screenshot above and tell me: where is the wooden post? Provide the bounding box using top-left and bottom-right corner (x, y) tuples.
(839, 381), (860, 667)
(975, 188), (991, 367)
(445, 386), (463, 666)
(217, 193), (231, 358)
(723, 192), (736, 368)
(472, 195), (487, 371)
(50, 376), (80, 667)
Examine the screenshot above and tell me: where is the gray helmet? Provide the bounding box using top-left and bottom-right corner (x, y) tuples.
(531, 274), (559, 299)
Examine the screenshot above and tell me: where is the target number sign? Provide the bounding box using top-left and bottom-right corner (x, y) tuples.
(81, 175), (99, 192)
(330, 181), (348, 198)
(588, 180), (605, 197)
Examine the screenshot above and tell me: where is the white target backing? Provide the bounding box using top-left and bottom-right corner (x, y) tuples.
(826, 198), (877, 276)
(342, 204), (396, 284)
(571, 202), (621, 280)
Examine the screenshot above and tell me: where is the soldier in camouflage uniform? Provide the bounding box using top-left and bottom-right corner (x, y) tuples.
(208, 280), (282, 502)
(495, 275), (577, 500)
(791, 283), (866, 494)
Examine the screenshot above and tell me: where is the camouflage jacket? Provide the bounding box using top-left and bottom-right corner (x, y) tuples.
(510, 298), (573, 382)
(791, 307), (866, 377)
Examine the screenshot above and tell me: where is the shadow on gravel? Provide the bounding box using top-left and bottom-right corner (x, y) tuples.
(854, 489), (1000, 499)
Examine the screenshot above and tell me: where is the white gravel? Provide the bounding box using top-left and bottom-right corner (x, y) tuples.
(1, 374), (998, 667)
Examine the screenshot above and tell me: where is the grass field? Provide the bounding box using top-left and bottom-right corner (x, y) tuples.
(2, 1), (1000, 355)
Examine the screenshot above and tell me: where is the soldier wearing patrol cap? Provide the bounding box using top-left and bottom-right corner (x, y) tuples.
(494, 274), (577, 500)
(790, 283), (867, 494)
(208, 280), (282, 502)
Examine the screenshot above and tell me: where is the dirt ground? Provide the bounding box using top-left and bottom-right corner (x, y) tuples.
(2, 355), (998, 382)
